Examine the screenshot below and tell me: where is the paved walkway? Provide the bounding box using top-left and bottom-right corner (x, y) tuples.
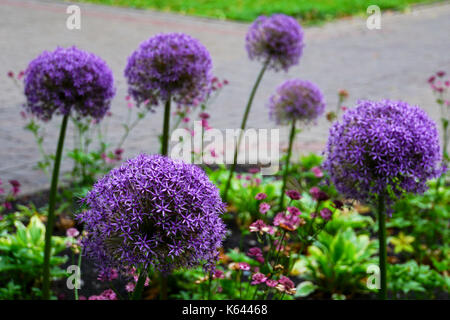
(1, 0), (449, 195)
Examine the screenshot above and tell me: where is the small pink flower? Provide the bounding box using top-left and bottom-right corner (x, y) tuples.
(254, 178), (261, 185)
(127, 102), (134, 109)
(311, 166), (323, 178)
(66, 227), (80, 238)
(249, 168), (260, 174)
(4, 202), (12, 210)
(182, 117), (190, 123)
(239, 262), (251, 271)
(9, 180), (20, 196)
(320, 208), (332, 221)
(251, 273), (267, 285)
(201, 119), (209, 128)
(210, 149), (218, 158)
(125, 95), (131, 101)
(249, 220), (274, 235)
(437, 71), (446, 78)
(213, 269), (225, 279)
(223, 79), (229, 85)
(286, 189), (301, 200)
(309, 187), (329, 201)
(255, 192), (267, 200)
(199, 112), (210, 120)
(276, 276), (295, 294)
(266, 279), (278, 288)
(274, 211), (302, 231)
(7, 71), (14, 78)
(17, 71), (25, 80)
(247, 247), (264, 263)
(125, 282), (135, 292)
(259, 202), (271, 214)
(287, 206), (301, 216)
(20, 111), (27, 119)
(428, 76), (436, 84)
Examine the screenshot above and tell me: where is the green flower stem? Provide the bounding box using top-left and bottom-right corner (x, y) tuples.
(42, 114), (69, 300)
(160, 273), (168, 300)
(75, 247), (82, 301)
(207, 273), (212, 300)
(279, 120), (297, 210)
(132, 270), (147, 300)
(222, 61), (269, 202)
(161, 98), (172, 156)
(377, 195), (387, 300)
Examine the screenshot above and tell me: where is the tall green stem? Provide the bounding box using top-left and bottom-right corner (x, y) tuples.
(223, 61), (269, 202)
(377, 195), (387, 300)
(161, 98), (171, 156)
(42, 114), (69, 300)
(132, 271), (147, 300)
(75, 247), (82, 301)
(279, 120), (297, 210)
(160, 274), (168, 300)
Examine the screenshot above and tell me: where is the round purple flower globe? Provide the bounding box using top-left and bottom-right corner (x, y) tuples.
(24, 46), (115, 121)
(78, 154), (227, 274)
(124, 33), (213, 107)
(323, 100), (441, 205)
(268, 79), (325, 125)
(245, 14), (304, 72)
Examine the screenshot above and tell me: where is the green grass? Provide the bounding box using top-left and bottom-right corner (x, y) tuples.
(74, 0), (440, 24)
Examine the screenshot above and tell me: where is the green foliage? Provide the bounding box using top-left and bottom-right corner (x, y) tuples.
(0, 216), (70, 299)
(389, 180), (450, 258)
(75, 0), (439, 24)
(302, 228), (377, 298)
(388, 260), (448, 299)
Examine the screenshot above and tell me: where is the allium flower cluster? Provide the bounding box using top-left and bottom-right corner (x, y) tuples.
(245, 14), (304, 71)
(24, 46), (115, 121)
(323, 100), (442, 204)
(78, 154), (227, 274)
(124, 33), (213, 107)
(269, 79), (325, 125)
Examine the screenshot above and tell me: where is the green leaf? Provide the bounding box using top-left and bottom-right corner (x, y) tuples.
(295, 281), (317, 298)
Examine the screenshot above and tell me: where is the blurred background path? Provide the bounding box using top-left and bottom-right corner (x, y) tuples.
(1, 0), (449, 194)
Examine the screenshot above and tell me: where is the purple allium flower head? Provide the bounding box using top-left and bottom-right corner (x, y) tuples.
(24, 46), (115, 121)
(124, 33), (213, 108)
(269, 79), (325, 125)
(323, 100), (442, 206)
(245, 14), (304, 72)
(78, 154), (226, 274)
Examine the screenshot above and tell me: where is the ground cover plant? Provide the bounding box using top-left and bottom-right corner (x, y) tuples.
(74, 0), (442, 24)
(1, 11), (449, 301)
